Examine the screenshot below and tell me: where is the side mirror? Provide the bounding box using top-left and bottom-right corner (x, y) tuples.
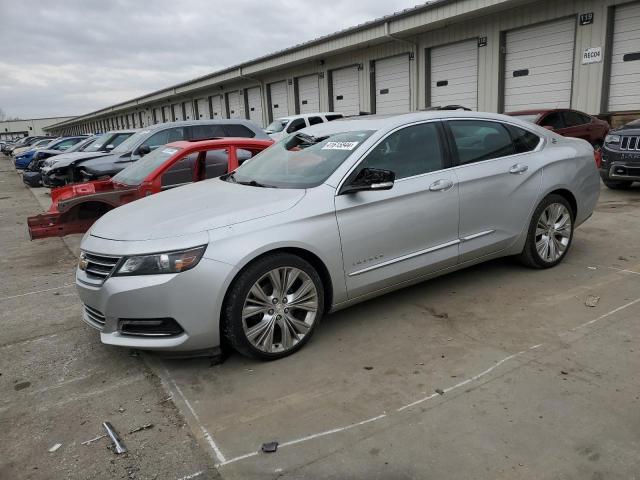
(137, 145), (151, 156)
(104, 144), (115, 151)
(342, 168), (395, 194)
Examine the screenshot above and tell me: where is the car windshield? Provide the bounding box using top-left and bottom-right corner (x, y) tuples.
(228, 130), (374, 189)
(81, 133), (112, 152)
(112, 146), (182, 186)
(510, 114), (541, 124)
(265, 119), (288, 133)
(112, 130), (146, 153)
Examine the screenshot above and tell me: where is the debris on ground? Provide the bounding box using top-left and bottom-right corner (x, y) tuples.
(364, 366), (374, 370)
(435, 388), (445, 395)
(157, 396), (173, 404)
(81, 434), (107, 446)
(587, 266), (597, 270)
(585, 295), (600, 307)
(48, 443), (62, 453)
(103, 421), (127, 454)
(129, 423), (154, 434)
(261, 442), (279, 453)
(561, 371), (569, 375)
(14, 381), (31, 391)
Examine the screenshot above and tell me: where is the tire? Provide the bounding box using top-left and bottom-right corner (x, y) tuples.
(602, 178), (633, 190)
(518, 194), (575, 269)
(222, 253), (325, 360)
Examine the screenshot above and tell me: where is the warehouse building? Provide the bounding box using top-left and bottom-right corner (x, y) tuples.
(1, 116), (76, 140)
(45, 0), (640, 135)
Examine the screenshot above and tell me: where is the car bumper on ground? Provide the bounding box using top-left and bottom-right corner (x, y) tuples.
(75, 256), (233, 352)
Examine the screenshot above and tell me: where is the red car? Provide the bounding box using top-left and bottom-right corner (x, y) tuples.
(28, 138), (273, 239)
(506, 109), (609, 148)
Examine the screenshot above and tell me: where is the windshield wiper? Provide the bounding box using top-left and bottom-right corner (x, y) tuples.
(237, 179), (277, 188)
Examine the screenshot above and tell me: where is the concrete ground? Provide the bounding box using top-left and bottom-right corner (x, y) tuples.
(0, 155), (219, 480)
(5, 153), (640, 479)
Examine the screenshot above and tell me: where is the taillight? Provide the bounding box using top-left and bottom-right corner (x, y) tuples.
(594, 149), (602, 169)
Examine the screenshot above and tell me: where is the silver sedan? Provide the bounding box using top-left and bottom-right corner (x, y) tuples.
(75, 111), (600, 360)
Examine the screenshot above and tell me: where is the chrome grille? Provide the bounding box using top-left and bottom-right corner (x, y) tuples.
(83, 304), (106, 330)
(620, 136), (640, 151)
(82, 251), (121, 282)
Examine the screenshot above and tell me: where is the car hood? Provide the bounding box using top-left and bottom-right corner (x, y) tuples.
(48, 151), (112, 170)
(612, 126), (640, 135)
(90, 178), (306, 241)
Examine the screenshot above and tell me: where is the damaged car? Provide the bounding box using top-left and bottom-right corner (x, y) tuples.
(28, 138), (273, 239)
(42, 120), (269, 187)
(40, 130), (137, 187)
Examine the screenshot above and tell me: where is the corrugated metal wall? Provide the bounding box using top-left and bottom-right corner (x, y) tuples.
(48, 0), (639, 135)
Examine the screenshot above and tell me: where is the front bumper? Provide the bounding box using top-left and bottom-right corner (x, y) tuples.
(75, 256), (234, 352)
(601, 149), (640, 182)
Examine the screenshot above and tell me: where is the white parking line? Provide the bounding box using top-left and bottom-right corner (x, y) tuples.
(0, 283), (74, 301)
(161, 367), (227, 464)
(212, 296), (640, 468)
(176, 471), (204, 480)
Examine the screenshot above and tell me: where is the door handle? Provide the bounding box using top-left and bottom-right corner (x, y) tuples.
(429, 179), (455, 192)
(509, 164), (529, 174)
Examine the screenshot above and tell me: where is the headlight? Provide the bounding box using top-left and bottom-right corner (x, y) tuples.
(113, 246), (207, 276)
(605, 134), (620, 144)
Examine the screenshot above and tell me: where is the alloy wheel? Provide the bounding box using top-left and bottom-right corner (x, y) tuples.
(241, 267), (319, 354)
(535, 203), (572, 263)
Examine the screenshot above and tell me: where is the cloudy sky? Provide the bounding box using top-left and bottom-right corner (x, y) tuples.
(0, 0), (422, 119)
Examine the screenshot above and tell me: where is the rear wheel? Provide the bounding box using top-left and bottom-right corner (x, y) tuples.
(518, 194), (574, 269)
(222, 253), (324, 360)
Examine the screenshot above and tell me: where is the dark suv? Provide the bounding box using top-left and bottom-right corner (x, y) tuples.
(600, 119), (640, 190)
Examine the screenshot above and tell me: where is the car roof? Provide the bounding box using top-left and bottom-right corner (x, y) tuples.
(275, 112), (343, 121)
(300, 111), (541, 136)
(141, 119), (263, 131)
(165, 138), (273, 151)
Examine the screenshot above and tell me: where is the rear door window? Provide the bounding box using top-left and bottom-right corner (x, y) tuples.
(540, 112), (565, 130)
(448, 120), (515, 165)
(563, 111), (591, 127)
(507, 125), (541, 153)
(308, 116), (324, 126)
(190, 124), (226, 140)
(325, 114), (343, 121)
(223, 124), (256, 138)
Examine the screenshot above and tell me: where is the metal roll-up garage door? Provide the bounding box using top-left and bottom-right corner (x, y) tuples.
(609, 2), (640, 112)
(196, 98), (209, 119)
(246, 87), (263, 127)
(183, 101), (194, 120)
(162, 106), (171, 123)
(227, 91), (242, 119)
(331, 66), (360, 116)
(297, 75), (320, 114)
(430, 40), (478, 110)
(374, 54), (410, 114)
(172, 103), (184, 121)
(503, 18), (576, 112)
(210, 96), (223, 119)
(269, 81), (289, 119)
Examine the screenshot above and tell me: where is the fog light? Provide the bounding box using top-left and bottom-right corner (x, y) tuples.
(118, 318), (184, 336)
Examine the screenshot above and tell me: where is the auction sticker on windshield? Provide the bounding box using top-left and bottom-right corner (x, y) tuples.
(162, 148), (178, 154)
(322, 141), (359, 150)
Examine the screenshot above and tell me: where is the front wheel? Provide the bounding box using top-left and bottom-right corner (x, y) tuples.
(222, 253), (324, 360)
(518, 194), (574, 269)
